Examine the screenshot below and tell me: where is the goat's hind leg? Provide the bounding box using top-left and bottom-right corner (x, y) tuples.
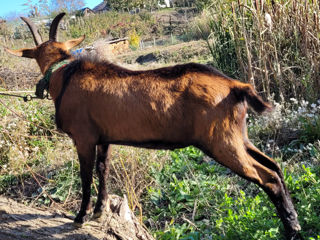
(245, 143), (301, 239)
(92, 144), (112, 220)
(210, 140), (300, 239)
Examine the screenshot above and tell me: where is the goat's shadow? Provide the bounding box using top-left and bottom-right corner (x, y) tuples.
(0, 212), (100, 240)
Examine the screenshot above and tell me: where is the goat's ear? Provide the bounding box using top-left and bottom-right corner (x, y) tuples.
(64, 35), (85, 50)
(5, 47), (36, 58)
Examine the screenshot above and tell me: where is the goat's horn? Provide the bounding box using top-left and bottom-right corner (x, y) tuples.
(20, 16), (43, 46)
(49, 12), (66, 41)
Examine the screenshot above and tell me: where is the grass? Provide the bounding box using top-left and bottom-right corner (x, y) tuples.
(145, 147), (320, 240)
(191, 0), (320, 102)
(0, 96), (77, 203)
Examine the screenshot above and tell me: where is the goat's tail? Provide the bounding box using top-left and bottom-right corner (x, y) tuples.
(234, 83), (272, 114)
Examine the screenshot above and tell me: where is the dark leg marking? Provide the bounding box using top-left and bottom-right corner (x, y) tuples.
(93, 144), (111, 219)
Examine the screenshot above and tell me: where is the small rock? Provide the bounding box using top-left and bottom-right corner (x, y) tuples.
(136, 53), (158, 64)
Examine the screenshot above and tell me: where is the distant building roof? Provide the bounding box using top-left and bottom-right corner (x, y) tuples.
(93, 1), (110, 13)
(79, 7), (94, 16)
(81, 7), (93, 12)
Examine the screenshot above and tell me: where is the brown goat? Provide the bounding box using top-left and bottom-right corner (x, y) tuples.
(5, 13), (301, 239)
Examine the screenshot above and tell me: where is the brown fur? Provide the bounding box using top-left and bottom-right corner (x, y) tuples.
(5, 13), (301, 239)
(51, 59), (269, 148)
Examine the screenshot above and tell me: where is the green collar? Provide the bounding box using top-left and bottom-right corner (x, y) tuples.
(43, 59), (71, 86)
(35, 59), (71, 99)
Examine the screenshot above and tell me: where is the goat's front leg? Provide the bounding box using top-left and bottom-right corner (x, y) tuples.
(93, 144), (111, 219)
(74, 143), (96, 225)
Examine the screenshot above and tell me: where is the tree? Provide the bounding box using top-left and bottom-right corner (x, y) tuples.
(22, 0), (54, 17)
(51, 0), (85, 13)
(38, 0), (51, 16)
(23, 0), (41, 17)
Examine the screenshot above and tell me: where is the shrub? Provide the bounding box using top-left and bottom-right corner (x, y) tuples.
(129, 30), (140, 50)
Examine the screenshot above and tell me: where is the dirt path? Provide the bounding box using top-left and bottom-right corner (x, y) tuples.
(0, 195), (154, 240)
(118, 40), (208, 65)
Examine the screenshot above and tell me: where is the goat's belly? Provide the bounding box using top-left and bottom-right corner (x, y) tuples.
(98, 117), (194, 145)
(107, 140), (192, 150)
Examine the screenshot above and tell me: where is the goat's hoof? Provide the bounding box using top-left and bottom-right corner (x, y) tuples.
(74, 212), (90, 226)
(286, 230), (303, 240)
(92, 211), (106, 223)
(72, 221), (83, 228)
(92, 211), (102, 220)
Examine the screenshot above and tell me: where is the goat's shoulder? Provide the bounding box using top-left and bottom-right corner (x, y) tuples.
(78, 58), (144, 78)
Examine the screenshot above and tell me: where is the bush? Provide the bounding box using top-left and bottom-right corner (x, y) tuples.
(129, 30), (140, 50)
(66, 11), (162, 44)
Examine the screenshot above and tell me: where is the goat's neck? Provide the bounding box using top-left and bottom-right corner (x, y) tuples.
(38, 55), (73, 75)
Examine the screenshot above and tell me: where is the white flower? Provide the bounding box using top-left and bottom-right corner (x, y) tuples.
(290, 98), (298, 104)
(301, 100), (309, 107)
(265, 13), (272, 30)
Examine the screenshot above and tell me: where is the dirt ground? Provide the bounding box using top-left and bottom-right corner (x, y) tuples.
(0, 195), (154, 240)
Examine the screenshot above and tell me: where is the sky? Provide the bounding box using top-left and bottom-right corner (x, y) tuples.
(0, 0), (103, 19)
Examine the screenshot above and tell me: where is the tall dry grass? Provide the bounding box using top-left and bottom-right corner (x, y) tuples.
(194, 0), (320, 101)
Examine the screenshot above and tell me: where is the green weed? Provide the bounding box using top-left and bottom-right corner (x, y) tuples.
(145, 146), (320, 239)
